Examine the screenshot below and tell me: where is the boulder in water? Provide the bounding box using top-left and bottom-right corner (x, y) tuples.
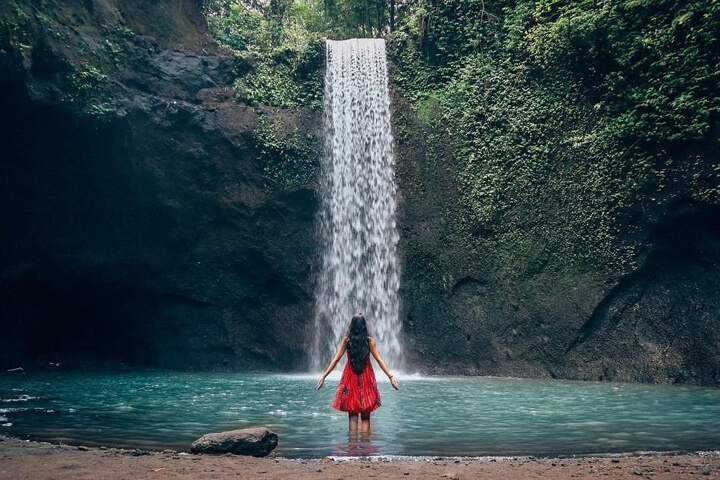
(190, 427), (278, 457)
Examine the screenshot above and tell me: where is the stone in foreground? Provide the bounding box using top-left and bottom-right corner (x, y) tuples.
(190, 428), (278, 457)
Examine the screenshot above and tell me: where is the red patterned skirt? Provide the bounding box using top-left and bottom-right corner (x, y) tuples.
(332, 354), (381, 414)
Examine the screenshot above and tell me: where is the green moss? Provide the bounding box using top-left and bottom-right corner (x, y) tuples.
(1, 3), (31, 49)
(36, 12), (68, 41)
(102, 38), (125, 69)
(390, 0), (720, 277)
(254, 116), (320, 192)
(86, 103), (116, 118)
(99, 23), (135, 70)
(413, 92), (440, 126)
(63, 63), (107, 100)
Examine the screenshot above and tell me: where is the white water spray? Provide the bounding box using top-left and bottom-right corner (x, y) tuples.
(312, 39), (401, 371)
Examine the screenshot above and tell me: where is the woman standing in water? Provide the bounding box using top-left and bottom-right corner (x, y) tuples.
(317, 312), (400, 432)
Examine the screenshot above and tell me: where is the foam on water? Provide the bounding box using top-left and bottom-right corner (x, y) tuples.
(282, 372), (443, 383)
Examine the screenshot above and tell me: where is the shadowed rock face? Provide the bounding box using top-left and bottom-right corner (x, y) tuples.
(558, 204), (720, 384)
(390, 85), (720, 387)
(0, 0), (321, 371)
(1, 1), (718, 387)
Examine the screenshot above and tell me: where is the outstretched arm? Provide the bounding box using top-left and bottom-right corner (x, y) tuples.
(316, 337), (347, 390)
(369, 337), (399, 390)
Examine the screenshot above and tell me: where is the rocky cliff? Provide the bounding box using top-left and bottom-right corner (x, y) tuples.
(393, 104), (720, 385)
(389, 51), (720, 386)
(1, 0), (718, 387)
(0, 0), (321, 370)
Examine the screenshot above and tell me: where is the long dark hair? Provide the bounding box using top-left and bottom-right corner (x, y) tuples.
(347, 312), (370, 374)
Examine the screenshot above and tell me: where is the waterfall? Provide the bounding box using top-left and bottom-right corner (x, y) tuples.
(312, 39), (402, 371)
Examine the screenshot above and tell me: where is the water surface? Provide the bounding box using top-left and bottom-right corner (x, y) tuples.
(2, 371), (719, 457)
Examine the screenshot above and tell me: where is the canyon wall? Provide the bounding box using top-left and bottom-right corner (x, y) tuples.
(0, 0), (321, 370)
(1, 0), (718, 386)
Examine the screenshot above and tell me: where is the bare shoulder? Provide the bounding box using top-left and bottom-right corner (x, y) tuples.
(367, 336), (376, 346)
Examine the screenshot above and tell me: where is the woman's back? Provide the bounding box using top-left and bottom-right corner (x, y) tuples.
(317, 313), (399, 432)
(334, 336), (381, 413)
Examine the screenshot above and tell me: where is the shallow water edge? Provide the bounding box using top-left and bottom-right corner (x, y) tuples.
(3, 434), (720, 461)
(2, 435), (720, 480)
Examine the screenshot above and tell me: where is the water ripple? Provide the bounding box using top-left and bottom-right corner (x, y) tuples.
(1, 372), (719, 457)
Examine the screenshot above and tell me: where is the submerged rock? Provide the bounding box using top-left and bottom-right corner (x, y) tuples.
(190, 427), (278, 457)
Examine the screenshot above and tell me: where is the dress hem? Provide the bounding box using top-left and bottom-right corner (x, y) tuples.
(331, 403), (381, 414)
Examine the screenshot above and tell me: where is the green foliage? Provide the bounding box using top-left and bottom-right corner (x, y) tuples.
(390, 0), (720, 274)
(202, 0), (409, 106)
(255, 115), (320, 191)
(36, 11), (68, 41)
(442, 55), (636, 271)
(415, 0), (498, 62)
(320, 0), (392, 37)
(204, 0), (325, 109)
(234, 38), (325, 108)
(102, 37), (125, 69)
(523, 0), (720, 146)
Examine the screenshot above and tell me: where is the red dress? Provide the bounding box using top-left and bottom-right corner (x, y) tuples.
(332, 353), (382, 414)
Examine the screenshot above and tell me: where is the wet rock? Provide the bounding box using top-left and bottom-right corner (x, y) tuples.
(130, 449), (152, 456)
(190, 427), (278, 457)
(121, 45), (238, 101)
(77, 445), (88, 451)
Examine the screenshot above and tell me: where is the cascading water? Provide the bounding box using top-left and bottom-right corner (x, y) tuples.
(312, 39), (401, 371)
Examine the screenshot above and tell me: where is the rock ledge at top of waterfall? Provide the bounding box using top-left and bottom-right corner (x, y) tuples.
(190, 427), (278, 457)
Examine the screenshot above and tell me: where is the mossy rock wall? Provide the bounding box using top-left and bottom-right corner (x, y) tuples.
(388, 18), (720, 385)
(1, 0), (719, 386)
(0, 0), (322, 371)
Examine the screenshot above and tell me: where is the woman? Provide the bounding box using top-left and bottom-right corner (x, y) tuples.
(316, 312), (399, 432)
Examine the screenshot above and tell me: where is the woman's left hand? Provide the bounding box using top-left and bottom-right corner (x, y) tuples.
(316, 376), (325, 390)
(390, 376), (399, 390)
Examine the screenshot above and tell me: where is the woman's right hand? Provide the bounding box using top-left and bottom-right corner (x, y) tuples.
(316, 376), (325, 390)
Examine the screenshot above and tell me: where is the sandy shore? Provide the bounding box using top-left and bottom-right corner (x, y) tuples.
(1, 436), (719, 479)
